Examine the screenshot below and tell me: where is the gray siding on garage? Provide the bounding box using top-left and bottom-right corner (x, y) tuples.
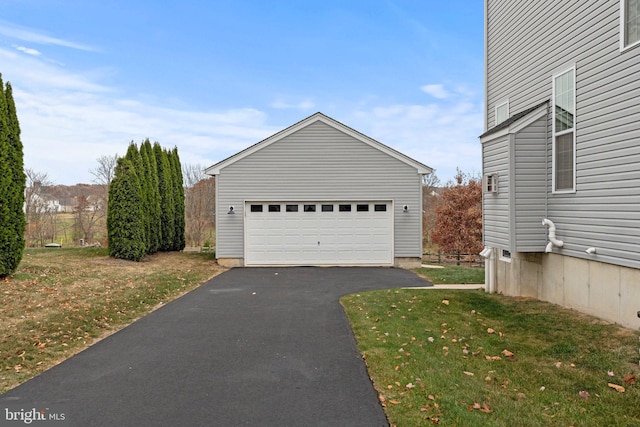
(215, 120), (423, 259)
(514, 115), (548, 252)
(486, 0), (640, 269)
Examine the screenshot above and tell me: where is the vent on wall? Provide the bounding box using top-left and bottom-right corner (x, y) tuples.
(483, 173), (498, 193)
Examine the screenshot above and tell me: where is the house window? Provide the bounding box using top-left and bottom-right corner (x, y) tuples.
(622, 0), (640, 49)
(483, 173), (498, 193)
(495, 101), (509, 125)
(499, 249), (512, 262)
(552, 67), (576, 192)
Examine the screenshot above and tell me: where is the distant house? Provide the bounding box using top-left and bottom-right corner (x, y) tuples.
(205, 112), (432, 268)
(480, 1), (640, 327)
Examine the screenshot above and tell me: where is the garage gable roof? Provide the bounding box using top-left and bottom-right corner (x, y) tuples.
(205, 112), (433, 175)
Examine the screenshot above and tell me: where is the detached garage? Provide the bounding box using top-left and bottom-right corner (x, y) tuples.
(205, 112), (432, 268)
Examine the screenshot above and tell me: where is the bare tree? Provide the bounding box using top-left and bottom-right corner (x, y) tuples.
(422, 172), (441, 250)
(182, 163), (215, 247)
(73, 193), (106, 245)
(24, 168), (57, 246)
(90, 154), (119, 187)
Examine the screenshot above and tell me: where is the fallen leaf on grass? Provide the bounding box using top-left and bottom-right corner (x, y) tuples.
(463, 371), (475, 376)
(579, 391), (590, 398)
(406, 383), (415, 389)
(442, 300), (449, 306)
(485, 355), (502, 361)
(388, 399), (401, 405)
(608, 383), (625, 393)
(608, 371), (615, 377)
(502, 349), (515, 360)
(624, 373), (636, 385)
(471, 402), (492, 413)
(487, 328), (496, 334)
(517, 392), (526, 399)
(428, 394), (435, 400)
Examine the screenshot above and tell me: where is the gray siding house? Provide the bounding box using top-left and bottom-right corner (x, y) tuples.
(205, 112), (432, 268)
(481, 0), (640, 328)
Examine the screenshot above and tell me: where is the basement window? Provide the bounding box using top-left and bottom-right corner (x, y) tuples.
(499, 249), (512, 263)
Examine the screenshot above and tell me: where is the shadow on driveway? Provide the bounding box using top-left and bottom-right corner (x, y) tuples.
(0, 267), (431, 427)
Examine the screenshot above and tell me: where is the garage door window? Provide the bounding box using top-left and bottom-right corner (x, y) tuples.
(251, 204), (263, 213)
(269, 204), (281, 212)
(304, 204), (316, 212)
(286, 204), (298, 212)
(356, 204), (369, 212)
(339, 204), (351, 212)
(321, 204), (333, 212)
(374, 204), (387, 212)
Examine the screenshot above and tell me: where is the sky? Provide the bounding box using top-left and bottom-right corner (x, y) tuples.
(0, 0), (484, 185)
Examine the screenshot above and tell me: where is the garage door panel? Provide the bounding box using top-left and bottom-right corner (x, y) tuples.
(245, 201), (392, 265)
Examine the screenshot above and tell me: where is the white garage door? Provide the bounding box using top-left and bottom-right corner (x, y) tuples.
(245, 201), (393, 266)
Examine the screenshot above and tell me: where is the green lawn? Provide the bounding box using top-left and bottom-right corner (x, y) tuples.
(342, 288), (640, 426)
(415, 265), (485, 284)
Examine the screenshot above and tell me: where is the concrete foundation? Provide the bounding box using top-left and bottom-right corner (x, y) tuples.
(216, 257), (421, 269)
(217, 258), (244, 268)
(493, 250), (640, 329)
(394, 257), (422, 269)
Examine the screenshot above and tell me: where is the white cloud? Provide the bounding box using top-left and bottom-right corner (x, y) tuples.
(0, 20), (95, 51)
(14, 45), (41, 56)
(2, 46), (277, 184)
(420, 84), (450, 99)
(350, 96), (483, 183)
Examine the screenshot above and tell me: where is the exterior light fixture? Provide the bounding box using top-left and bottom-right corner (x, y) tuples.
(403, 205), (409, 213)
(228, 206), (235, 215)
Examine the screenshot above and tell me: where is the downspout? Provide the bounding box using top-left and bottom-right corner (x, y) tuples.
(542, 218), (564, 253)
(480, 247), (495, 293)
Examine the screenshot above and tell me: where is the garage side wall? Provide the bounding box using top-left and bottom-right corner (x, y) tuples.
(215, 121), (423, 264)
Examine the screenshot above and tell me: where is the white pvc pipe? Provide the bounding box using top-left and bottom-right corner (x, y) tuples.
(542, 218), (564, 253)
(479, 247), (495, 293)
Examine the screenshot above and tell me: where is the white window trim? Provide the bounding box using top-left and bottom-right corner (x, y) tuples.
(621, 0), (640, 51)
(483, 173), (498, 193)
(494, 100), (509, 126)
(551, 65), (577, 194)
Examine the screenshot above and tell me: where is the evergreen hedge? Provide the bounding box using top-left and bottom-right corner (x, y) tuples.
(0, 75), (26, 277)
(107, 141), (186, 261)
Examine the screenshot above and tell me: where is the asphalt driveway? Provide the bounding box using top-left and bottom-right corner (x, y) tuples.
(0, 267), (431, 427)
